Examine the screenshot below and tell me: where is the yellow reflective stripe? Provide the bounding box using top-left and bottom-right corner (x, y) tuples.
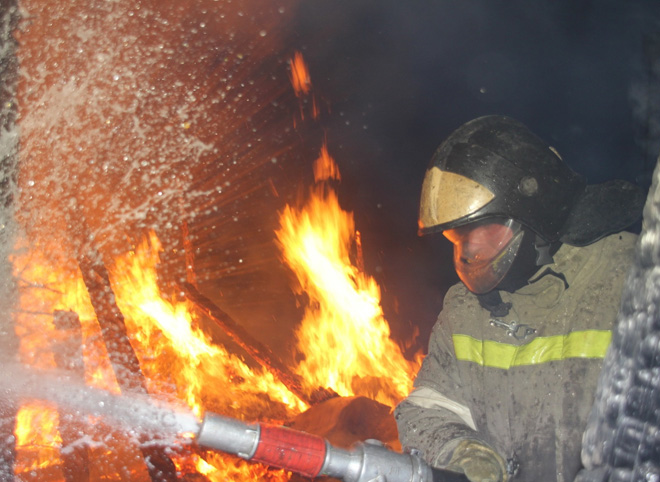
(453, 330), (612, 370)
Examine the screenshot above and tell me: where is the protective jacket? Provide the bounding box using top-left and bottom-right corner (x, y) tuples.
(395, 232), (637, 482)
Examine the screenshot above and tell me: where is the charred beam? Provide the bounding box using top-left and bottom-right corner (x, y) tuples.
(77, 252), (148, 394)
(77, 243), (179, 482)
(181, 282), (324, 406)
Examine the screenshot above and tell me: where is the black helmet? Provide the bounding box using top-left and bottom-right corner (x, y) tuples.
(419, 115), (644, 246)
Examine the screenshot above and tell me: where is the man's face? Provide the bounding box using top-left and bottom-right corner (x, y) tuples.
(443, 219), (523, 294)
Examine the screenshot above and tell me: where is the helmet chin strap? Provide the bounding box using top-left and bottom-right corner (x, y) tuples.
(476, 232), (561, 318)
(477, 290), (512, 318)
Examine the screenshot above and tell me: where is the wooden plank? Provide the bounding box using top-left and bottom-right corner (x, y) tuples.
(77, 245), (179, 482)
(181, 282), (336, 406)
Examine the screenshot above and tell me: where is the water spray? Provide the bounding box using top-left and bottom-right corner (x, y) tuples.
(0, 364), (199, 446)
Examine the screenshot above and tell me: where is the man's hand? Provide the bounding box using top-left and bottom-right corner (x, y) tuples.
(447, 439), (508, 482)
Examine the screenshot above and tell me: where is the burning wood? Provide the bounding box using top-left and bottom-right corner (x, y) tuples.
(76, 246), (179, 482)
(77, 253), (149, 394)
(181, 281), (337, 407)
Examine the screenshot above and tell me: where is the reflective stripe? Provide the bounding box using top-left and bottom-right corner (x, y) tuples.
(453, 330), (612, 369)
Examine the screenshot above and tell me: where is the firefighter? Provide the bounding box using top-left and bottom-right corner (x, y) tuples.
(394, 116), (646, 482)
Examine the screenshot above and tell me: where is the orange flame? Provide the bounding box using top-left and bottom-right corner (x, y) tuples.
(14, 402), (62, 472)
(194, 452), (289, 482)
(276, 147), (418, 408)
(289, 51), (321, 121)
(110, 232), (307, 419)
(12, 242), (119, 478)
(9, 42), (414, 482)
(289, 51), (311, 97)
(11, 235), (306, 480)
(313, 143), (341, 182)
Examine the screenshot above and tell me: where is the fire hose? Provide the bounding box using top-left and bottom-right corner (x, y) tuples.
(196, 411), (469, 482)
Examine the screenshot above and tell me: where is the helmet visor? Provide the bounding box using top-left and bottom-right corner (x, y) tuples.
(419, 166), (495, 234)
(443, 219), (524, 294)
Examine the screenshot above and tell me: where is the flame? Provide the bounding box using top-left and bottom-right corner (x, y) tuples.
(289, 51), (312, 97)
(8, 42), (417, 482)
(276, 146), (418, 407)
(14, 402), (62, 472)
(12, 242), (120, 477)
(313, 143), (341, 182)
(11, 235), (306, 480)
(289, 51), (321, 121)
(194, 452), (289, 482)
(282, 51), (418, 408)
(10, 162), (419, 477)
(109, 232), (307, 419)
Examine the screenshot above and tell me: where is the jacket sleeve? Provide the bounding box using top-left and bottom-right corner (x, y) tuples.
(394, 311), (486, 467)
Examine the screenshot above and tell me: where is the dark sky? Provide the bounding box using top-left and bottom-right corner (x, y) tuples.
(284, 0), (660, 347)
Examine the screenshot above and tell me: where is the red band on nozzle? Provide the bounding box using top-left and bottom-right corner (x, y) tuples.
(252, 424), (327, 478)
